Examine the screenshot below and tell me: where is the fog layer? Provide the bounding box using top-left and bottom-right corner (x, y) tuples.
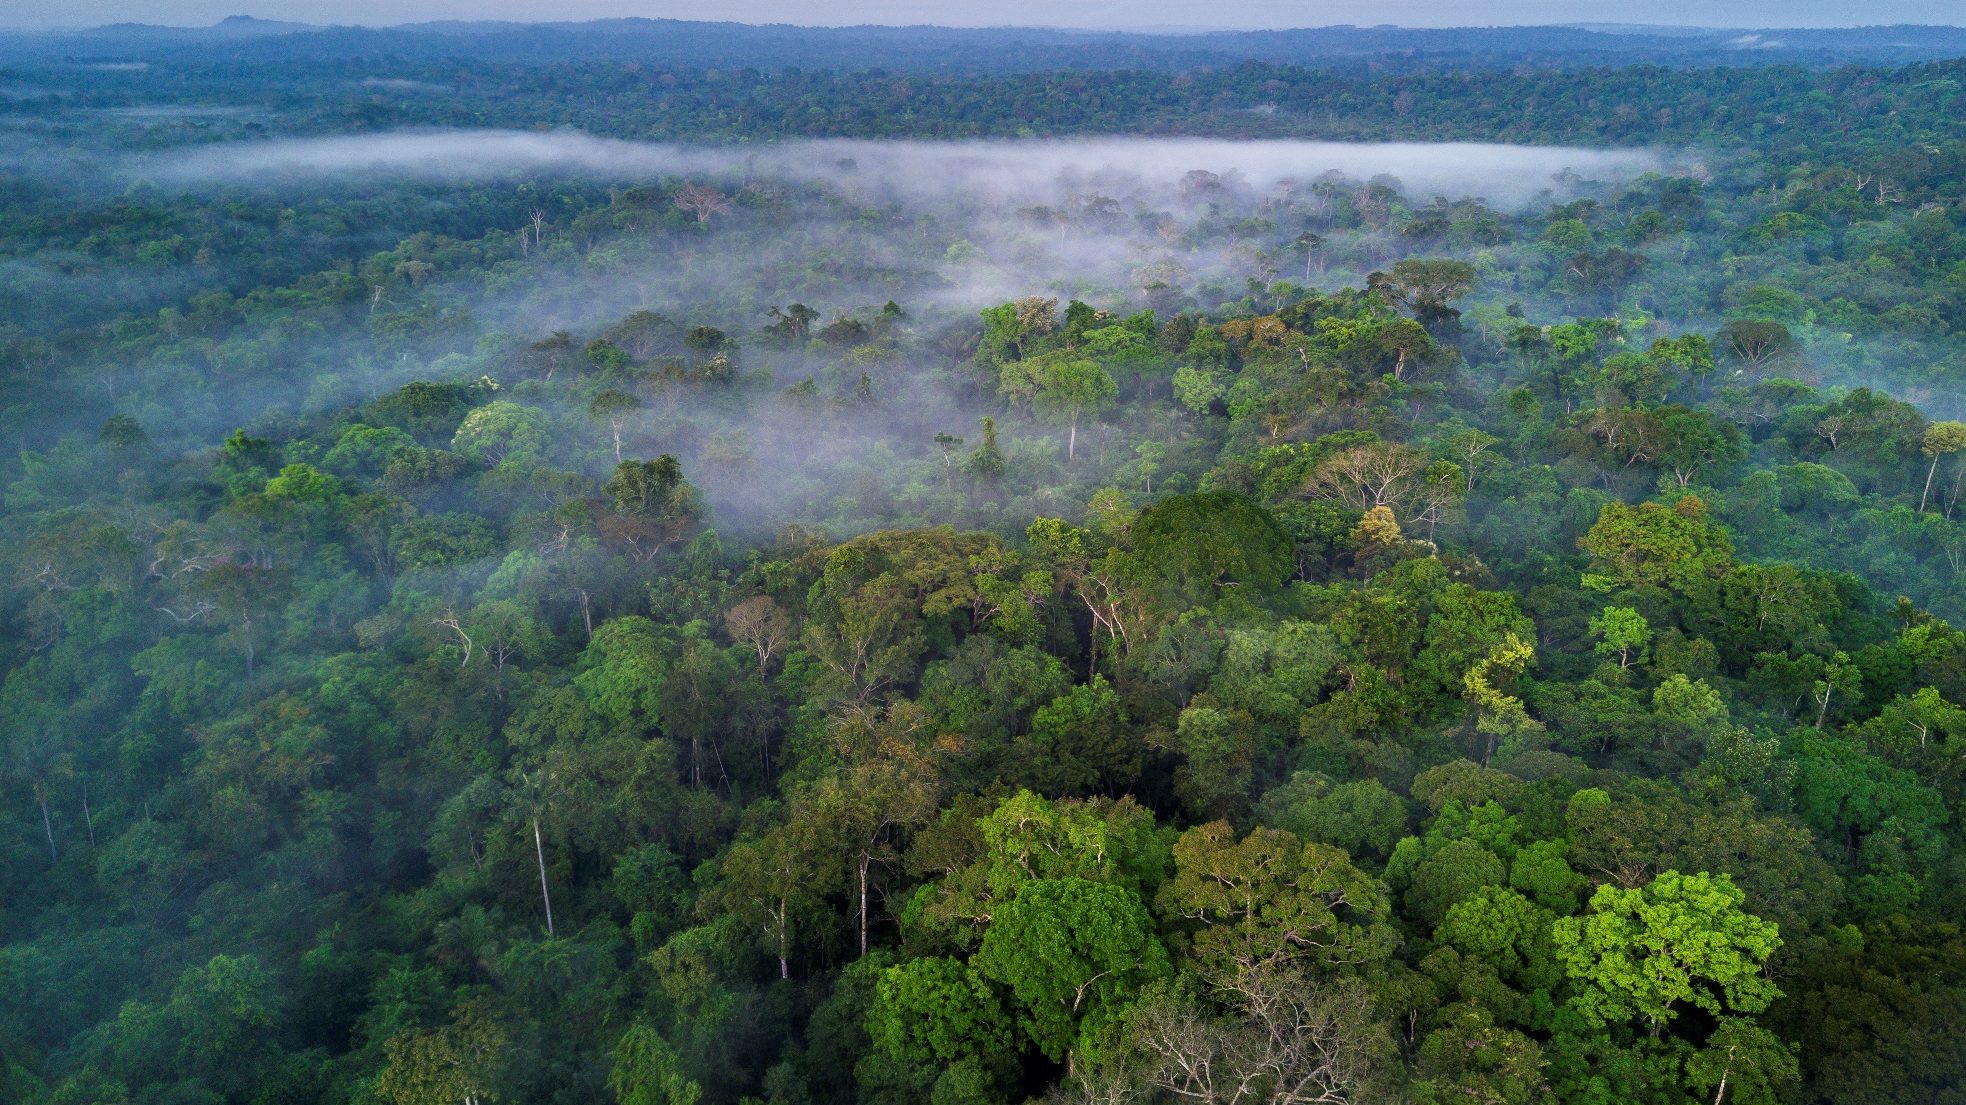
(145, 132), (1672, 208)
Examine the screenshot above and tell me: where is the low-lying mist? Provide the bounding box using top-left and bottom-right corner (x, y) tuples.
(39, 131), (1713, 540)
(141, 131), (1675, 210)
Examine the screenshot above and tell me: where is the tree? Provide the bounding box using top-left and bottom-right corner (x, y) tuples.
(1552, 870), (1781, 1036)
(976, 303), (1023, 368)
(513, 769), (558, 937)
(1303, 440), (1430, 514)
(601, 456), (703, 561)
(1718, 320), (1798, 370)
(584, 337), (631, 380)
(522, 331), (577, 380)
(972, 877), (1170, 1060)
(673, 185), (730, 224)
(606, 309), (680, 360)
(1156, 822), (1393, 987)
(1370, 257), (1477, 331)
(933, 431), (965, 489)
(1018, 676), (1137, 796)
(867, 957), (1016, 1066)
(1462, 633), (1539, 763)
(377, 999), (508, 1105)
(4, 714), (70, 863)
(452, 401), (548, 469)
(1294, 231), (1325, 282)
(798, 527), (1000, 704)
(1005, 357), (1116, 461)
(1564, 248), (1647, 311)
(1436, 884), (1565, 997)
(1415, 1006), (1549, 1101)
(965, 416), (1006, 482)
(610, 1023), (701, 1105)
(1560, 786), (1834, 937)
(1396, 838), (1509, 930)
(808, 704), (945, 955)
(1119, 977), (1392, 1105)
(159, 954), (281, 1092)
(1578, 496), (1734, 593)
(98, 413), (147, 452)
(1655, 407), (1747, 488)
(589, 389), (640, 463)
(766, 303), (820, 346)
(1168, 706), (1257, 821)
(1130, 440), (1166, 495)
(1256, 775), (1408, 865)
(1412, 1006), (1548, 1105)
(1131, 492), (1291, 607)
(1681, 1019), (1798, 1105)
(1443, 428), (1502, 492)
(1173, 363), (1225, 415)
(1590, 607), (1651, 669)
(1918, 421), (1966, 513)
(723, 596), (793, 675)
(902, 790), (1168, 958)
(1650, 333), (1718, 396)
(718, 821), (825, 980)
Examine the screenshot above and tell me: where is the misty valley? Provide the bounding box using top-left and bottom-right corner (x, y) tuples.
(2, 17), (1966, 1105)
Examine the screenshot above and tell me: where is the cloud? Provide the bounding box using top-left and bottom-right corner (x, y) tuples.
(357, 77), (452, 92)
(141, 130), (1670, 209)
(99, 104), (258, 118)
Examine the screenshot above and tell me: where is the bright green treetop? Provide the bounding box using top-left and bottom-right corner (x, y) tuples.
(1552, 870), (1781, 1032)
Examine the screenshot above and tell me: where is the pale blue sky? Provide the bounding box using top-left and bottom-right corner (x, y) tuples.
(6, 0), (1964, 30)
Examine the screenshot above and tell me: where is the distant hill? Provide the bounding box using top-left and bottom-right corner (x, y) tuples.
(4, 16), (1966, 72)
(57, 14), (313, 42)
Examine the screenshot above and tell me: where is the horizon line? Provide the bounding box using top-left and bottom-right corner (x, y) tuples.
(7, 14), (1966, 33)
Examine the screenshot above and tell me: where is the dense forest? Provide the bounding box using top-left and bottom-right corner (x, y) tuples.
(14, 18), (1966, 72)
(2, 20), (1966, 1105)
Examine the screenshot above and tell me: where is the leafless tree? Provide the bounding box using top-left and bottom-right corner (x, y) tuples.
(725, 595), (794, 675)
(1119, 976), (1390, 1105)
(433, 608), (472, 668)
(674, 184), (732, 224)
(1303, 442), (1428, 512)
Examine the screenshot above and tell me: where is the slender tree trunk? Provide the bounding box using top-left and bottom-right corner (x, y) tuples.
(1068, 416), (1078, 461)
(81, 780), (95, 848)
(858, 852), (871, 957)
(777, 901), (791, 979)
(39, 796), (56, 863)
(1711, 1046), (1736, 1105)
(1922, 454), (1940, 513)
(533, 815), (555, 937)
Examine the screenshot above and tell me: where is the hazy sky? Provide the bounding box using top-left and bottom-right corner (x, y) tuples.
(6, 0), (1965, 30)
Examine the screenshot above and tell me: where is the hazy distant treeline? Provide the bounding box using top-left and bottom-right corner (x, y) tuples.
(8, 18), (1966, 72)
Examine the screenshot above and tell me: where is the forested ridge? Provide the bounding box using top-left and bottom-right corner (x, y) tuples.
(3, 31), (1966, 1105)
